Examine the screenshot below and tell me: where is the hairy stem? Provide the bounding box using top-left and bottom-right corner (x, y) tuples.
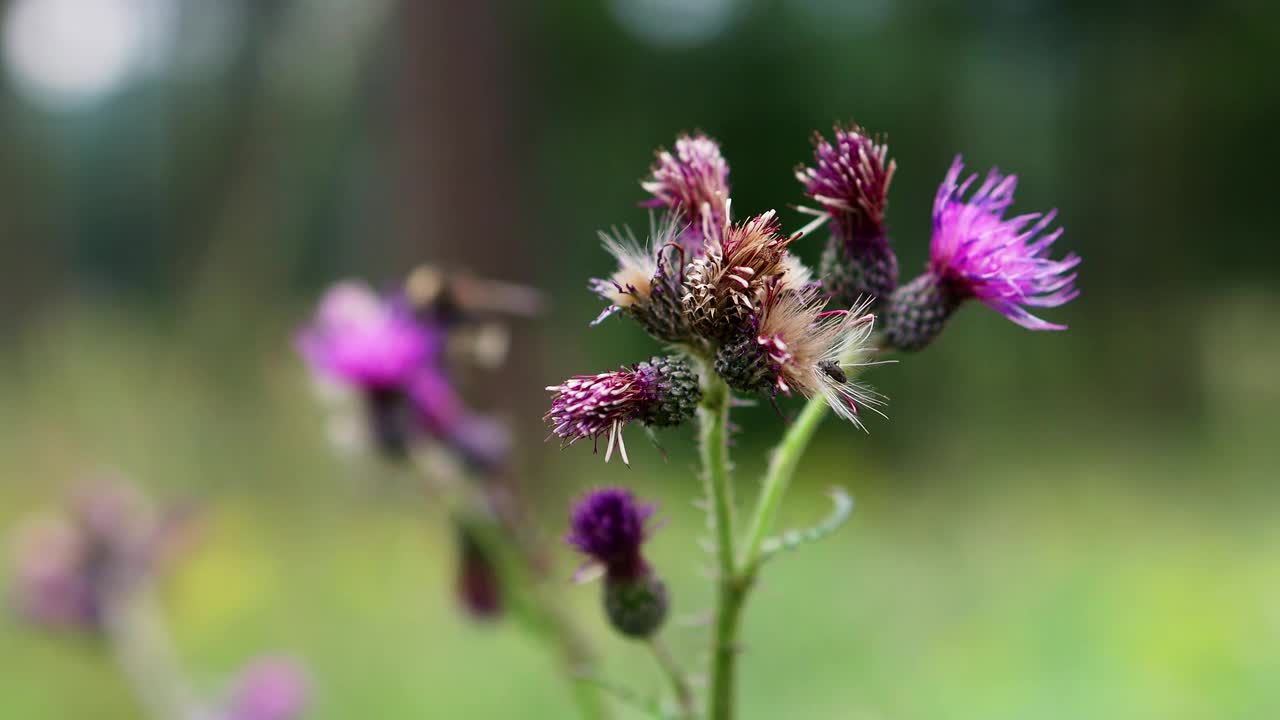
(698, 374), (743, 720)
(740, 394), (831, 571)
(649, 637), (696, 718)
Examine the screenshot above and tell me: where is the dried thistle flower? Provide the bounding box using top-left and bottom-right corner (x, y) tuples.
(683, 210), (801, 343)
(715, 287), (884, 427)
(589, 216), (701, 348)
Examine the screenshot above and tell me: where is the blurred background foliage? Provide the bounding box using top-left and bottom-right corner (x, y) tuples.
(1, 0), (1278, 718)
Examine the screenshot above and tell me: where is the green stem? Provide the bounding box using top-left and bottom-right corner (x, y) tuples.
(699, 374), (745, 720)
(699, 375), (736, 576)
(739, 394), (831, 571)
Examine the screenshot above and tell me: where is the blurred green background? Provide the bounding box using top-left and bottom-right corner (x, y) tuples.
(2, 0), (1278, 718)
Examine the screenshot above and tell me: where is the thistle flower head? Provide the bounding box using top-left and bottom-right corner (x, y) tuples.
(684, 210), (800, 342)
(589, 217), (699, 346)
(799, 125), (899, 307)
(545, 356), (700, 464)
(298, 282), (435, 391)
(640, 132), (730, 253)
(929, 156), (1080, 330)
(798, 125), (895, 240)
(227, 657), (310, 720)
(716, 288), (884, 427)
(566, 487), (655, 577)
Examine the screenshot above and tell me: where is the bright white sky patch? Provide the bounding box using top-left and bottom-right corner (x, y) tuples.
(3, 0), (172, 111)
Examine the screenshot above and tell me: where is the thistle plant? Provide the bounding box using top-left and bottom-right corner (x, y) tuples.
(7, 476), (310, 720)
(547, 127), (1080, 719)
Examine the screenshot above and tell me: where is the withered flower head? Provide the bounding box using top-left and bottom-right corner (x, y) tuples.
(683, 210), (801, 343)
(589, 215), (701, 347)
(715, 287), (885, 428)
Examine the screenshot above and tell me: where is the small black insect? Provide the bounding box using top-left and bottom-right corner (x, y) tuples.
(817, 359), (847, 384)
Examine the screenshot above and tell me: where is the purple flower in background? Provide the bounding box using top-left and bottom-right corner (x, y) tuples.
(640, 133), (731, 253)
(227, 657), (310, 720)
(8, 478), (166, 632)
(545, 356), (700, 464)
(929, 156), (1080, 329)
(567, 488), (655, 579)
(298, 282), (435, 391)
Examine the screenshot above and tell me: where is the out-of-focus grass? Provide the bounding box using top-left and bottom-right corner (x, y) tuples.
(2, 305), (1278, 720)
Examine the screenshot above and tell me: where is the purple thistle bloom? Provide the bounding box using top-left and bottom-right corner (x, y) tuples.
(227, 657), (310, 720)
(298, 282), (436, 392)
(929, 156), (1080, 330)
(798, 125), (899, 307)
(545, 356), (700, 465)
(640, 133), (731, 254)
(798, 125), (894, 241)
(566, 487), (655, 579)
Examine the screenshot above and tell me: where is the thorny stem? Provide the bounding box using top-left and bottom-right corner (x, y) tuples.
(102, 585), (208, 720)
(698, 373), (743, 720)
(648, 637), (696, 718)
(703, 340), (861, 720)
(410, 451), (611, 720)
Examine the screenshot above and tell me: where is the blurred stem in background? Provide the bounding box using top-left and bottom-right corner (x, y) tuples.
(410, 450), (611, 720)
(103, 584), (208, 720)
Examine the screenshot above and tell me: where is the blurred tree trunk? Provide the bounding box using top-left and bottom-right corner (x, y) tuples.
(392, 1), (543, 429)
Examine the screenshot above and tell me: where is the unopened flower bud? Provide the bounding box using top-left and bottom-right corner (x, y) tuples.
(566, 487), (669, 639)
(603, 571), (668, 639)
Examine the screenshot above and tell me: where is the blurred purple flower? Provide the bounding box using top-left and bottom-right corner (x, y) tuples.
(227, 657), (310, 720)
(298, 282), (435, 391)
(566, 487), (655, 579)
(8, 478), (168, 632)
(929, 156), (1080, 330)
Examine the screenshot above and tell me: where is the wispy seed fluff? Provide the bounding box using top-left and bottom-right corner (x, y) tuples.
(797, 124), (899, 308)
(589, 215), (701, 348)
(640, 132), (730, 255)
(716, 286), (885, 428)
(545, 356), (701, 464)
(683, 210), (801, 343)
